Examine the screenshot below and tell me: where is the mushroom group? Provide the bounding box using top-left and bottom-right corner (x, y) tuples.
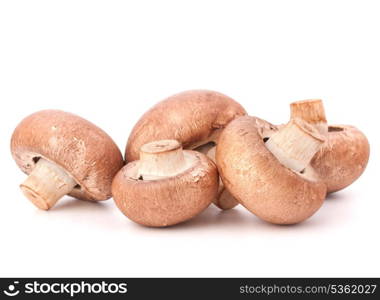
(125, 90), (247, 210)
(11, 92), (370, 227)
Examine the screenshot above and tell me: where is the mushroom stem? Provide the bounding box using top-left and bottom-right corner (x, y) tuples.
(290, 99), (328, 135)
(20, 158), (77, 210)
(198, 145), (238, 210)
(265, 119), (325, 172)
(138, 140), (190, 180)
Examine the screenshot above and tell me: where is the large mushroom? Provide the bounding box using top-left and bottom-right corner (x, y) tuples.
(112, 139), (219, 227)
(290, 99), (370, 193)
(125, 90), (247, 210)
(11, 110), (124, 210)
(216, 116), (327, 225)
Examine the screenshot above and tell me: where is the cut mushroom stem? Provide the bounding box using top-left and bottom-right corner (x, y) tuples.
(138, 140), (191, 180)
(20, 158), (77, 210)
(290, 99), (328, 135)
(265, 118), (325, 172)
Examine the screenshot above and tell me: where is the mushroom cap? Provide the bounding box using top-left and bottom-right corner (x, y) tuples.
(112, 150), (219, 227)
(11, 110), (124, 201)
(311, 125), (370, 193)
(125, 90), (247, 162)
(216, 116), (326, 225)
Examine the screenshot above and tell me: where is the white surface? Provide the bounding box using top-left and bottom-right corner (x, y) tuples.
(0, 0), (379, 277)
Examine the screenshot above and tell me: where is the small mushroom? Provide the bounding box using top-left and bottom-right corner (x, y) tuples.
(290, 99), (370, 193)
(125, 90), (247, 210)
(112, 140), (219, 227)
(11, 110), (124, 210)
(216, 116), (327, 225)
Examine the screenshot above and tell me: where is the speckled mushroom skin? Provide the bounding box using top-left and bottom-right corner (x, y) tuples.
(311, 125), (370, 193)
(216, 116), (327, 225)
(112, 151), (218, 227)
(125, 90), (247, 162)
(11, 110), (124, 201)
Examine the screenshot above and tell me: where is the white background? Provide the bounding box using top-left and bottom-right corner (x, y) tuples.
(0, 0), (379, 277)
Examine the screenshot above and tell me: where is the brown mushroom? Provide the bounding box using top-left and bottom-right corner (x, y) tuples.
(216, 116), (327, 225)
(112, 140), (219, 227)
(290, 99), (370, 193)
(11, 110), (124, 210)
(125, 90), (247, 210)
